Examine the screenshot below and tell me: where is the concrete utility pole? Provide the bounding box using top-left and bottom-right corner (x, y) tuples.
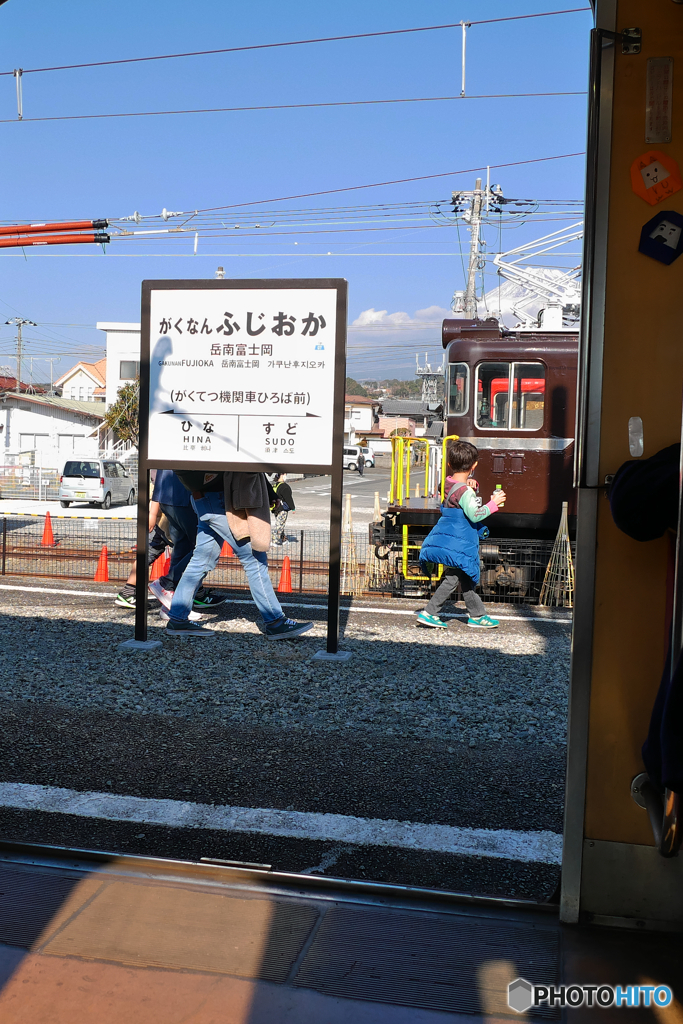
(463, 177), (484, 319)
(5, 317), (37, 392)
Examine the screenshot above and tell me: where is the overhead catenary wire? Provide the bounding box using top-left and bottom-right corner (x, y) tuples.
(0, 90), (586, 127)
(0, 154), (585, 232)
(183, 153), (586, 213)
(0, 9), (592, 78)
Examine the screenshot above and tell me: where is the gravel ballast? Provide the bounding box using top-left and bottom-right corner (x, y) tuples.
(0, 586), (570, 749)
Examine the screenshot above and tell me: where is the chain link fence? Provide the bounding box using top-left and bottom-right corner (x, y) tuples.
(0, 512), (569, 605)
(0, 454), (139, 501)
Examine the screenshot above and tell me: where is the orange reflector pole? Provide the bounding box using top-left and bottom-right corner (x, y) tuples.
(0, 219), (108, 236)
(0, 232), (110, 248)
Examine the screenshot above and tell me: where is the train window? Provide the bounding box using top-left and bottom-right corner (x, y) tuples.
(475, 361), (545, 430)
(448, 362), (469, 415)
(476, 362), (510, 428)
(511, 363), (546, 430)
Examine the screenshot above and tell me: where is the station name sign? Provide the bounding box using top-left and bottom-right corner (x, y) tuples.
(140, 279), (347, 474)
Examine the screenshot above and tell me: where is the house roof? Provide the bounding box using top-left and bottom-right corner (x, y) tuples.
(55, 358), (106, 389)
(0, 392), (105, 420)
(0, 376), (45, 394)
(424, 420), (445, 438)
(344, 394), (376, 405)
(381, 399), (433, 417)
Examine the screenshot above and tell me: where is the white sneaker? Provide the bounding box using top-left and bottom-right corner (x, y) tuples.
(149, 578), (173, 610)
(159, 606), (202, 622)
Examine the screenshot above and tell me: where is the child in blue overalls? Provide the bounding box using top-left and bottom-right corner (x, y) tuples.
(418, 440), (506, 629)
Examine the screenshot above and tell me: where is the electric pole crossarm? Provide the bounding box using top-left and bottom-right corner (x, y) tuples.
(4, 316), (36, 393)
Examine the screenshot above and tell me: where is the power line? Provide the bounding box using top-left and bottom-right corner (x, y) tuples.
(191, 153), (586, 214)
(0, 91), (586, 127)
(0, 9), (591, 77)
(0, 155), (585, 232)
(0, 251), (585, 258)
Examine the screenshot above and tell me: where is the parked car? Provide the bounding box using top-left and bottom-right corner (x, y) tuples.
(343, 446), (363, 470)
(59, 459), (136, 509)
(359, 446), (375, 468)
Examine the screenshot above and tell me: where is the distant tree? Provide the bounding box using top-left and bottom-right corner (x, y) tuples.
(388, 379), (422, 398)
(345, 377), (368, 396)
(389, 427), (411, 437)
(104, 379), (139, 447)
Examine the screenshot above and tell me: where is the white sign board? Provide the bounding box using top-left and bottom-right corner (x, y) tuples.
(141, 280), (347, 472)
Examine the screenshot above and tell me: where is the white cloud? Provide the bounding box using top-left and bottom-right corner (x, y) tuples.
(350, 305), (451, 328)
(347, 306), (449, 379)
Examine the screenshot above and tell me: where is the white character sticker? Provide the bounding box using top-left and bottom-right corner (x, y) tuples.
(641, 159), (671, 189)
(649, 219), (682, 249)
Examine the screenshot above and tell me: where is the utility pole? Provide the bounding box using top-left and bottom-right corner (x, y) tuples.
(463, 177), (484, 319)
(4, 317), (36, 393)
(451, 178), (507, 318)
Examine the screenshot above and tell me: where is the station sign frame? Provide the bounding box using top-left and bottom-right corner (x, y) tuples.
(133, 278), (349, 654)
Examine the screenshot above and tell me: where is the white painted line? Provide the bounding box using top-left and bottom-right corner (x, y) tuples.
(0, 782), (562, 865)
(0, 584), (113, 598)
(0, 583), (572, 622)
(239, 599), (572, 625)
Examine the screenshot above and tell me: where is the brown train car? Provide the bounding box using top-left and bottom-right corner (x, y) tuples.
(443, 318), (578, 538)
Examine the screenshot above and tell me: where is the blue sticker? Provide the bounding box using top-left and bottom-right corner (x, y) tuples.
(639, 209), (683, 264)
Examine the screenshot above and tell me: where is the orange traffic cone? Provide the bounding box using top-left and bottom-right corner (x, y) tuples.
(94, 545), (109, 582)
(41, 511), (55, 547)
(149, 553), (164, 580)
(220, 540), (233, 557)
(277, 554), (293, 593)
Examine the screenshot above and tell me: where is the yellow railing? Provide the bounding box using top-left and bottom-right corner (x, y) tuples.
(440, 434), (461, 501)
(402, 524), (444, 583)
(390, 435), (460, 505)
(388, 434), (460, 585)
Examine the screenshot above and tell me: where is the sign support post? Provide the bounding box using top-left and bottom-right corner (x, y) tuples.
(121, 332), (162, 650)
(120, 278), (349, 659)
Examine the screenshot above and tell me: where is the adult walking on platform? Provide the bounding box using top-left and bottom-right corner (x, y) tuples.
(272, 473), (295, 545)
(147, 469), (227, 618)
(165, 471), (312, 639)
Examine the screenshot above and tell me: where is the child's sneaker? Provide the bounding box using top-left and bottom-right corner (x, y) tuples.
(416, 611), (448, 629)
(467, 614), (499, 629)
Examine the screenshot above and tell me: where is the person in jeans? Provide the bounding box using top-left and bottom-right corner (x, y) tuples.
(148, 469), (226, 617)
(165, 471), (312, 639)
(115, 500), (169, 609)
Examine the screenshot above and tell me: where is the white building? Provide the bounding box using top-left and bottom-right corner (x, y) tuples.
(96, 322), (141, 407)
(54, 358), (106, 402)
(344, 395), (381, 444)
(0, 392), (104, 465)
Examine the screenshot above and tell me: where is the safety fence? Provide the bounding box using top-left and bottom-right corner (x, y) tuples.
(0, 456), (140, 501)
(0, 512), (572, 606)
(0, 466), (62, 501)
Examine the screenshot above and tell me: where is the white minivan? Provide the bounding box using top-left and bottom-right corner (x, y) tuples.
(59, 459), (136, 509)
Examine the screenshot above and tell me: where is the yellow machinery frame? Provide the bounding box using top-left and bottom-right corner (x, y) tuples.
(389, 434), (460, 583)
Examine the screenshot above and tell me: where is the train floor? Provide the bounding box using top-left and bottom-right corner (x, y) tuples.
(0, 843), (681, 1023)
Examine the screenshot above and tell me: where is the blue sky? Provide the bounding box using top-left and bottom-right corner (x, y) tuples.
(0, 1), (593, 382)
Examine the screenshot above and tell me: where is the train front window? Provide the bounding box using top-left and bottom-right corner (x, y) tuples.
(475, 361), (545, 430)
(448, 362), (469, 415)
(511, 363), (546, 429)
(476, 362), (510, 428)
